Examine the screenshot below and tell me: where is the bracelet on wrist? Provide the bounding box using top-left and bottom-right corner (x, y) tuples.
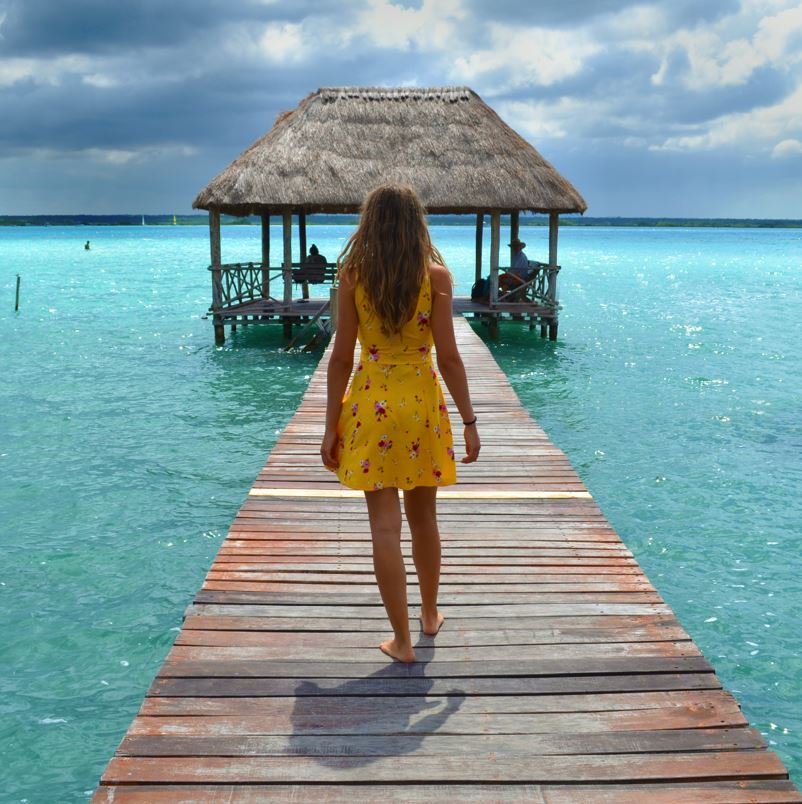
(463, 417), (477, 427)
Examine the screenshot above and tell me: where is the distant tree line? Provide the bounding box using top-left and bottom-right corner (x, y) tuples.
(1, 214), (800, 228)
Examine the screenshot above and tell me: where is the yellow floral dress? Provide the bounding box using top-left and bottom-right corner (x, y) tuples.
(336, 275), (457, 491)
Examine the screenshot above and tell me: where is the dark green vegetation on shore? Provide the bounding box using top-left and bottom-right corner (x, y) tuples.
(2, 214), (801, 228)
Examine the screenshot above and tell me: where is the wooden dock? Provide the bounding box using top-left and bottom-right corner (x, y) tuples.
(94, 318), (800, 802)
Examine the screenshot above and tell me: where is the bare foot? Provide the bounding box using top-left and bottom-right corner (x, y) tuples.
(379, 638), (416, 663)
(420, 611), (445, 636)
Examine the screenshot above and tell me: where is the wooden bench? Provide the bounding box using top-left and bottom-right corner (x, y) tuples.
(292, 262), (337, 299)
(292, 262), (337, 284)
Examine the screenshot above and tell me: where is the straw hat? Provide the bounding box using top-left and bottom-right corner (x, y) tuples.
(509, 238), (526, 249)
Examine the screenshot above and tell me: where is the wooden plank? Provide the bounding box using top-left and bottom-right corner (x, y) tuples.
(119, 728), (765, 757)
(140, 689), (740, 717)
(92, 317), (796, 800)
(100, 751), (788, 784)
(125, 707), (748, 737)
(176, 614), (688, 647)
(184, 602), (673, 619)
(156, 654), (714, 679)
(174, 622), (691, 646)
(93, 781), (802, 803)
(148, 673), (722, 698)
(249, 488), (593, 499)
(198, 587), (659, 603)
(163, 641), (701, 664)
(217, 538), (630, 549)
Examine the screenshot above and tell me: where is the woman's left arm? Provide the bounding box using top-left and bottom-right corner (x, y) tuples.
(430, 264), (480, 464)
(321, 274), (358, 468)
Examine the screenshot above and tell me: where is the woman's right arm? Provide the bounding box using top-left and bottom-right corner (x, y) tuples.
(429, 264), (480, 464)
(321, 273), (358, 469)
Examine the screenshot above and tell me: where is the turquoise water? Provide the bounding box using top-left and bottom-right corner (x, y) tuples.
(2, 223), (800, 799)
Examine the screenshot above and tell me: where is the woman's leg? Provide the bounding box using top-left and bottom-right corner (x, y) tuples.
(403, 486), (444, 636)
(364, 488), (415, 662)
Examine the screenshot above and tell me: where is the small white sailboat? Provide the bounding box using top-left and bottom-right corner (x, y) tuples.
(141, 215), (146, 226)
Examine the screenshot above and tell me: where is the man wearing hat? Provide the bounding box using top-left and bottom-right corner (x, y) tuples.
(509, 238), (530, 278)
(499, 237), (531, 298)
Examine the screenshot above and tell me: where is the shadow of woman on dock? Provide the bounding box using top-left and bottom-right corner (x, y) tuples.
(289, 642), (466, 767)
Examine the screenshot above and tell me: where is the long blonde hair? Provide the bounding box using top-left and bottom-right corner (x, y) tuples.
(338, 184), (446, 335)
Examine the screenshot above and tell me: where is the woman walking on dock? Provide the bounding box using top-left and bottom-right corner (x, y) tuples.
(321, 184), (480, 663)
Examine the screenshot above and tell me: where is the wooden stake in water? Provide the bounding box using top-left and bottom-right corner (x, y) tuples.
(15, 274), (20, 311)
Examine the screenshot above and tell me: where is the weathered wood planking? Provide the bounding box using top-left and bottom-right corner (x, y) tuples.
(93, 318), (800, 802)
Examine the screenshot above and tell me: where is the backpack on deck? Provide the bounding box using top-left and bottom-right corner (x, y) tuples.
(471, 277), (489, 302)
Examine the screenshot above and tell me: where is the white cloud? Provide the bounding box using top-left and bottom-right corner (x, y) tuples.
(653, 83), (802, 153)
(13, 145), (200, 164)
(452, 23), (600, 89)
(0, 55), (92, 87)
(87, 148), (140, 165)
(497, 98), (582, 140)
(771, 138), (802, 158)
(0, 58), (34, 87)
(91, 145), (200, 163)
(260, 22), (304, 62)
(600, 4), (667, 41)
(82, 73), (120, 89)
(353, 0), (465, 51)
(651, 0), (802, 90)
(753, 2), (802, 61)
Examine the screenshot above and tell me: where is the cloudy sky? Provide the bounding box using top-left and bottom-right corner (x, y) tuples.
(1, 0), (801, 217)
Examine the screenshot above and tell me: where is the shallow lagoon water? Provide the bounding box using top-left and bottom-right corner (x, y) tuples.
(1, 222), (800, 799)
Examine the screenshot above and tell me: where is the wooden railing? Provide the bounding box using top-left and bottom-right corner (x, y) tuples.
(209, 261), (338, 311)
(496, 261), (560, 307)
(209, 262), (269, 309)
(209, 260), (557, 314)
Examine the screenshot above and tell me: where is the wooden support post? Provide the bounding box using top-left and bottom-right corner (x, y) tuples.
(210, 209), (222, 267)
(261, 214), (270, 299)
(210, 209), (224, 344)
(548, 212), (559, 303)
(15, 274), (21, 312)
(282, 211), (293, 339)
(510, 210), (519, 264)
(489, 212), (500, 305)
(298, 212), (311, 300)
(282, 212), (293, 305)
(299, 212), (307, 263)
(547, 212), (560, 341)
(474, 213), (484, 284)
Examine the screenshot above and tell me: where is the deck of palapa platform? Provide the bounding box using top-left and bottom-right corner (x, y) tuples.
(94, 318), (800, 803)
(215, 296), (555, 329)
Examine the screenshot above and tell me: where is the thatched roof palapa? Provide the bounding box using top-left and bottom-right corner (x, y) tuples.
(193, 87), (587, 216)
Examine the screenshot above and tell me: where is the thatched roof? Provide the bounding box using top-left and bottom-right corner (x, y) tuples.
(193, 86), (587, 216)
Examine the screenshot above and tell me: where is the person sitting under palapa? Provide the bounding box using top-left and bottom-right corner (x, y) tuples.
(499, 238), (531, 301)
(296, 244), (328, 300)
